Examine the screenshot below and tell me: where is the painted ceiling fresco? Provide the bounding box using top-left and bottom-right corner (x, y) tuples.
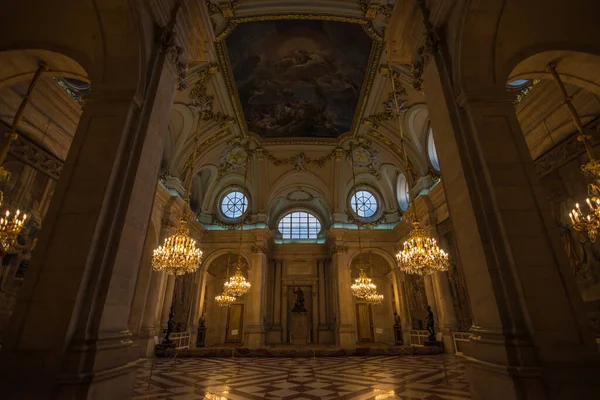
(225, 20), (373, 139)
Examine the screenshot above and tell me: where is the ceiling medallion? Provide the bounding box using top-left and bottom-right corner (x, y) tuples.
(286, 188), (314, 202)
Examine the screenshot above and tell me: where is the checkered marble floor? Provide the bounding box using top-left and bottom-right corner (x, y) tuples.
(134, 355), (470, 400)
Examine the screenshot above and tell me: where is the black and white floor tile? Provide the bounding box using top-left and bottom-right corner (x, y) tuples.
(134, 355), (470, 399)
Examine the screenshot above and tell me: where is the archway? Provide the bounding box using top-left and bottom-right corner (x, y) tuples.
(200, 251), (252, 347)
(507, 50), (600, 340)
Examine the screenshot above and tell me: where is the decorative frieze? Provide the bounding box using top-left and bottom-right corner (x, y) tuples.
(534, 119), (600, 177)
(4, 131), (63, 181)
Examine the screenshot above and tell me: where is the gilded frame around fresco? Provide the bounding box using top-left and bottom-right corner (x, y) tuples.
(215, 14), (384, 146)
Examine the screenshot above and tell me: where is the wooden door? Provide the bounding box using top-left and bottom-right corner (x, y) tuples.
(225, 304), (243, 343)
(356, 303), (374, 342)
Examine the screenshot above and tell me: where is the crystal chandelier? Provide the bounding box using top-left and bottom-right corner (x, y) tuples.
(215, 292), (236, 307)
(153, 136), (204, 275)
(351, 264), (377, 299)
(224, 262), (251, 297)
(0, 193), (27, 251)
(396, 221), (449, 275)
(365, 291), (384, 305)
(152, 217), (203, 275)
(544, 63), (600, 243)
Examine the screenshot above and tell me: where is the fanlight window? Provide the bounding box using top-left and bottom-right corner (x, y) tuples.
(221, 191), (248, 219)
(427, 129), (440, 171)
(397, 173), (410, 211)
(278, 211), (321, 240)
(507, 79), (530, 89)
(351, 190), (378, 218)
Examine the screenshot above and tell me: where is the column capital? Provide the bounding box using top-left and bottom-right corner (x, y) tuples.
(251, 245), (268, 255)
(332, 246), (348, 255)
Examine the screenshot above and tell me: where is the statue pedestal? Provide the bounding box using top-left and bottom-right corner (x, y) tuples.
(291, 313), (309, 345)
(393, 326), (403, 345)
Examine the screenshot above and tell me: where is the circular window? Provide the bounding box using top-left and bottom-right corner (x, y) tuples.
(397, 173), (410, 211)
(350, 190), (378, 218)
(220, 191), (248, 219)
(278, 211), (322, 240)
(427, 129), (440, 171)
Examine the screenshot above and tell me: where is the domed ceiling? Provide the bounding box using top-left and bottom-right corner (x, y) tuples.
(217, 18), (382, 141)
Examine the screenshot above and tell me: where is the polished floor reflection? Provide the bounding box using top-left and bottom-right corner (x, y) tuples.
(134, 355), (470, 399)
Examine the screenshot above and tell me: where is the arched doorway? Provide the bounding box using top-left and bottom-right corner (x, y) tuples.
(201, 251), (251, 347)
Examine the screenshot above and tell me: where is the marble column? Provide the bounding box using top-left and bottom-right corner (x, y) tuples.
(423, 43), (600, 399)
(423, 275), (439, 325)
(431, 271), (458, 352)
(272, 259), (282, 340)
(245, 242), (268, 348)
(160, 274), (176, 329)
(317, 259), (328, 330)
(332, 244), (356, 348)
(0, 36), (179, 400)
(139, 271), (168, 356)
(394, 270), (412, 340)
(311, 282), (318, 343)
(188, 270), (206, 348)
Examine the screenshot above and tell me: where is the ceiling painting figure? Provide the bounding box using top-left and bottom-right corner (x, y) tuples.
(224, 20), (373, 139)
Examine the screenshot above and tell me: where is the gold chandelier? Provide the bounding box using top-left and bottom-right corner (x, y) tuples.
(224, 263), (251, 297)
(396, 221), (449, 275)
(215, 292), (236, 307)
(351, 263), (377, 299)
(383, 62), (449, 276)
(152, 216), (203, 275)
(365, 291), (384, 305)
(0, 63), (47, 252)
(152, 137), (203, 275)
(0, 194), (27, 251)
(544, 63), (600, 242)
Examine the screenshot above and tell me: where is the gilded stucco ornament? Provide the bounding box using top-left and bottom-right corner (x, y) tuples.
(411, 0), (440, 92)
(189, 63), (233, 124)
(365, 67), (408, 125)
(345, 209), (392, 229)
(286, 188), (314, 203)
(358, 0), (394, 23)
(348, 139), (381, 179)
(210, 212), (253, 230)
(219, 139), (249, 175)
(514, 79), (540, 104)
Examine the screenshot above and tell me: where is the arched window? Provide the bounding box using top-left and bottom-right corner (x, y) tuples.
(350, 190), (378, 218)
(427, 128), (440, 172)
(278, 211), (322, 240)
(507, 79), (531, 89)
(397, 173), (410, 211)
(220, 191), (248, 219)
